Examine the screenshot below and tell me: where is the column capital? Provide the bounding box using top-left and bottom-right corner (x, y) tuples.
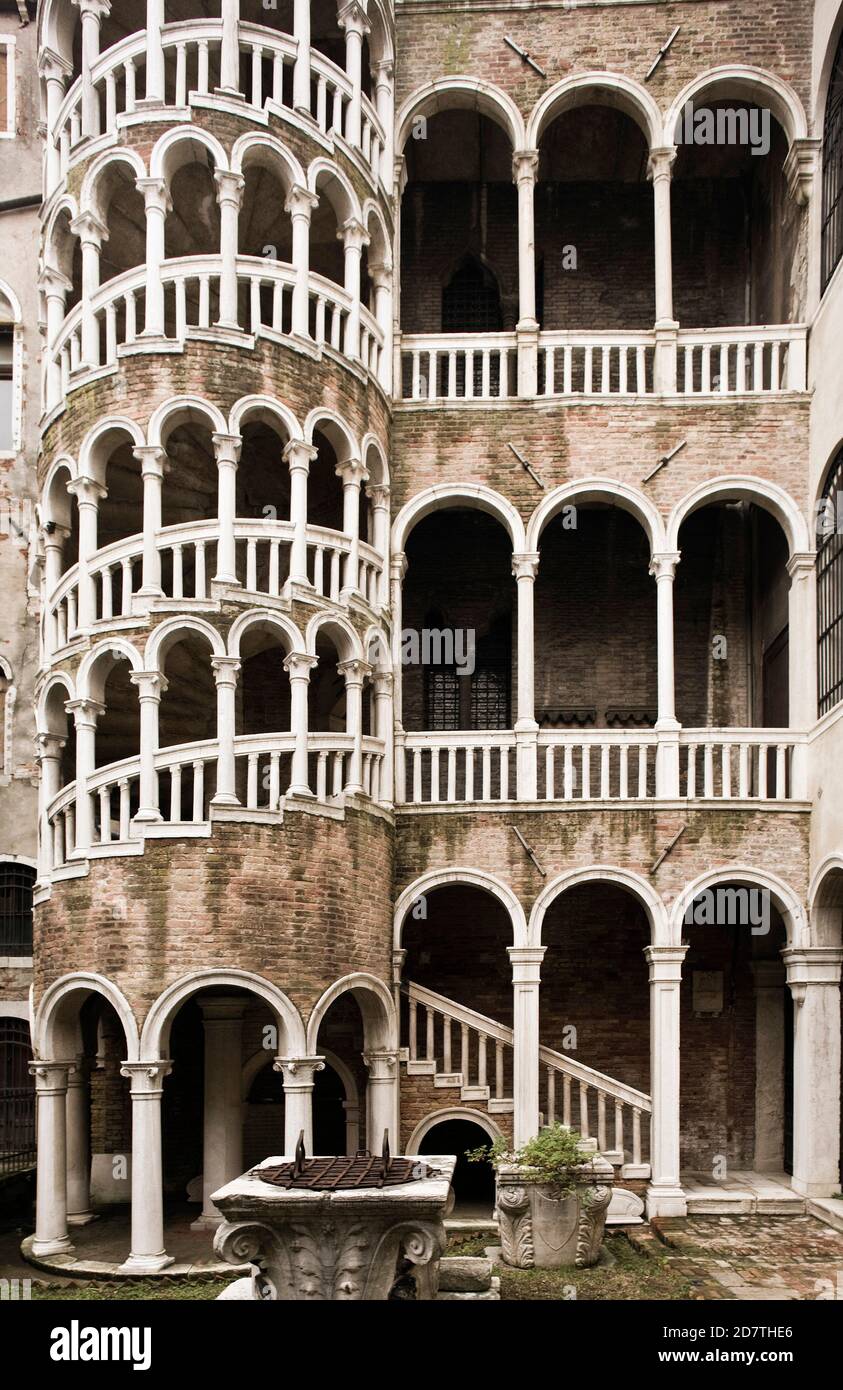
(72, 0), (111, 21)
(38, 265), (74, 297)
(133, 444), (168, 478)
(366, 482), (391, 508)
(337, 218), (371, 252)
(373, 668), (393, 695)
(644, 944), (688, 981)
(284, 183), (319, 220)
(136, 177), (173, 216)
(30, 1059), (76, 1091)
(129, 669), (168, 701)
(283, 651), (319, 680)
(783, 137), (822, 206)
(338, 658), (372, 687)
(786, 550), (816, 579)
(372, 59), (394, 86)
(511, 551), (540, 581)
(782, 946), (843, 1001)
(213, 169), (246, 208)
(119, 1060), (173, 1094)
(273, 1055), (325, 1087)
(507, 945), (547, 981)
(212, 433), (243, 466)
(66, 476), (107, 507)
(390, 551), (407, 582)
(65, 697), (105, 729)
(38, 47), (74, 82)
(35, 732), (67, 762)
(211, 655), (242, 686)
(647, 146), (677, 182)
(363, 1048), (399, 1079)
(335, 456), (368, 486)
(391, 947), (407, 983)
(368, 261), (393, 291)
(69, 210), (109, 248)
(337, 0), (371, 38)
(649, 551), (681, 581)
(283, 438), (318, 472)
(512, 148), (540, 185)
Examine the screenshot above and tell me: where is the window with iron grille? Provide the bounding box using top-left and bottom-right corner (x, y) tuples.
(424, 667), (461, 730)
(818, 447), (843, 715)
(822, 32), (843, 293)
(470, 663), (510, 730)
(0, 1018), (35, 1173)
(0, 861), (34, 955)
(441, 254), (503, 332)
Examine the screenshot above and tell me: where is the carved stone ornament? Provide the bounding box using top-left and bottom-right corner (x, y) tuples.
(495, 1150), (614, 1270)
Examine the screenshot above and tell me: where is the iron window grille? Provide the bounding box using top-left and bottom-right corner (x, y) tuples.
(0, 1018), (35, 1175)
(822, 32), (843, 293)
(818, 446), (843, 715)
(0, 861), (34, 955)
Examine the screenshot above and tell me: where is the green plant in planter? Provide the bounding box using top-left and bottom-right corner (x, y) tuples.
(466, 1124), (588, 1198)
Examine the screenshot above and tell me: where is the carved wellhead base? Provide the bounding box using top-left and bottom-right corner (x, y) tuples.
(496, 1152), (614, 1270)
(211, 1155), (456, 1300)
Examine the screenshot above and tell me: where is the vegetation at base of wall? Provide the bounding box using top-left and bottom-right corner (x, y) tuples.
(32, 1278), (221, 1301)
(498, 1233), (694, 1302)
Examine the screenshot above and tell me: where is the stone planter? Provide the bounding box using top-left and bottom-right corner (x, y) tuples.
(211, 1153), (456, 1300)
(495, 1144), (613, 1270)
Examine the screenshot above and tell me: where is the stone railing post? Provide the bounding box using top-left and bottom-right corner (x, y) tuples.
(211, 656), (241, 806)
(338, 658), (371, 795)
(512, 551), (540, 800)
(284, 651), (318, 797)
(650, 551), (681, 798)
(66, 696), (105, 852)
(213, 432), (243, 584)
(137, 178), (172, 340)
(130, 670), (167, 822)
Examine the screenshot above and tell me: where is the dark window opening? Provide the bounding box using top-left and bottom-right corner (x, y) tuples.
(0, 861), (34, 955)
(818, 446), (843, 715)
(822, 32), (843, 293)
(441, 254), (503, 333)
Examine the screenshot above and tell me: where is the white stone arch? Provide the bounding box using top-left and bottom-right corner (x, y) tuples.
(405, 1106), (503, 1154)
(366, 0), (394, 66)
(230, 130), (306, 193)
(528, 865), (670, 947)
(307, 157), (362, 225)
(144, 615), (227, 671)
(303, 407), (360, 463)
(140, 968), (306, 1059)
(664, 66), (809, 150)
(527, 71), (664, 150)
(43, 194), (80, 278)
(36, 670), (76, 735)
(306, 972), (397, 1053)
(228, 394), (302, 442)
(149, 125), (230, 184)
(78, 637), (144, 703)
(807, 855), (843, 947)
(362, 197), (391, 268)
(35, 972), (140, 1062)
(526, 477), (666, 555)
(362, 433), (389, 487)
(0, 277), (22, 325)
(391, 484), (526, 555)
(0, 1002), (29, 1022)
(41, 454), (78, 530)
(78, 415), (146, 486)
(305, 610), (363, 663)
(80, 146), (148, 223)
(227, 609), (304, 660)
(363, 624), (390, 673)
(147, 394), (228, 447)
(396, 77), (526, 154)
(816, 11), (843, 136)
(393, 867), (527, 950)
(666, 476), (811, 556)
(669, 866), (807, 949)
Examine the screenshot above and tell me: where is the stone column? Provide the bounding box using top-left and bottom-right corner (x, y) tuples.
(373, 60), (394, 182)
(70, 211), (108, 368)
(284, 652), (318, 797)
(30, 1060), (75, 1256)
(143, 0), (166, 104)
(283, 438), (317, 587)
(787, 553), (817, 795)
(338, 217), (370, 360)
(213, 432), (242, 584)
(211, 656), (241, 806)
(134, 445), (167, 597)
(784, 947), (843, 1197)
(650, 552), (681, 798)
(274, 1057), (325, 1152)
(66, 697), (104, 853)
(292, 0), (312, 115)
(337, 0), (370, 149)
(369, 262), (393, 393)
(390, 552), (407, 800)
(66, 1059), (94, 1225)
(512, 552), (539, 800)
(645, 945), (688, 1217)
(130, 670), (167, 822)
(219, 0), (241, 95)
(67, 476), (106, 629)
(648, 147), (678, 394)
(512, 150), (539, 398)
(214, 171), (245, 331)
(36, 733), (65, 880)
(367, 484), (390, 608)
(286, 184), (318, 339)
(336, 456), (368, 598)
(192, 999), (245, 1229)
(38, 50), (71, 195)
(119, 1061), (174, 1274)
(750, 960), (786, 1173)
(338, 659), (371, 796)
(73, 0), (110, 138)
(373, 669), (393, 806)
(40, 267), (72, 415)
(364, 1048), (399, 1148)
(137, 178), (172, 340)
(508, 946), (545, 1146)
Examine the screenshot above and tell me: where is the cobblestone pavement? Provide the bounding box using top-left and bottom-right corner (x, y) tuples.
(629, 1215), (843, 1300)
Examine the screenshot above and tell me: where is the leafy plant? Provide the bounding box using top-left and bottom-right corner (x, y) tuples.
(466, 1124), (588, 1197)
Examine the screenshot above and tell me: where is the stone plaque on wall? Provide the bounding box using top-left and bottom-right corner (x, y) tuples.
(692, 971), (724, 1016)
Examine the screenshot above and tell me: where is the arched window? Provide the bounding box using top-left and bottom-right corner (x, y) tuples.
(822, 30), (843, 293)
(0, 283), (21, 454)
(818, 446), (843, 715)
(0, 860), (35, 956)
(0, 1018), (35, 1175)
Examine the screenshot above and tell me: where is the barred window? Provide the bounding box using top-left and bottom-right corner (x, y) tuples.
(0, 861), (35, 956)
(822, 32), (843, 293)
(470, 664), (510, 730)
(818, 447), (843, 715)
(424, 666), (461, 730)
(442, 254), (502, 332)
(0, 1018), (35, 1174)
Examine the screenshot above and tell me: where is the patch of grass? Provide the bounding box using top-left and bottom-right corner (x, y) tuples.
(498, 1233), (693, 1302)
(32, 1278), (222, 1301)
(446, 1234), (489, 1257)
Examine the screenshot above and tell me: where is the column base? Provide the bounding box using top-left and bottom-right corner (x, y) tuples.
(117, 1251), (175, 1275)
(67, 1210), (97, 1227)
(790, 1175), (840, 1199)
(210, 792), (240, 807)
(132, 809), (162, 824)
(286, 784), (315, 799)
(190, 1213), (223, 1231)
(31, 1235), (75, 1257)
(645, 1183), (687, 1219)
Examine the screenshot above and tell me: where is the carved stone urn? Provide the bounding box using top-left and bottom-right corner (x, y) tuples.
(495, 1141), (613, 1270)
(211, 1153), (456, 1300)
